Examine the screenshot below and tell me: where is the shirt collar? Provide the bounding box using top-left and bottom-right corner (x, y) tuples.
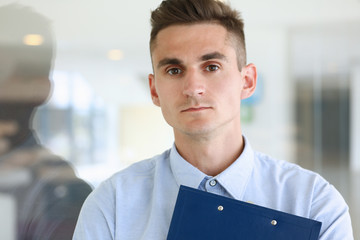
(215, 136), (254, 200)
(169, 136), (255, 200)
(169, 144), (206, 189)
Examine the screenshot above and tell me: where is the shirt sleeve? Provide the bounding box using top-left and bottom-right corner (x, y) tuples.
(310, 177), (354, 240)
(73, 179), (115, 240)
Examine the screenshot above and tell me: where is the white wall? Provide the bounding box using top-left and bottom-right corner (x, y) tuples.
(244, 27), (295, 162)
(351, 66), (360, 171)
(119, 105), (173, 166)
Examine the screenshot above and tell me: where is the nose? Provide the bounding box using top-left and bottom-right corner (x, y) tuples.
(182, 69), (205, 97)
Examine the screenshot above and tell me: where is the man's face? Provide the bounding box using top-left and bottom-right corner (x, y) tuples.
(149, 23), (256, 138)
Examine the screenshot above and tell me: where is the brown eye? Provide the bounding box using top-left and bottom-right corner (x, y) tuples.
(205, 65), (219, 72)
(167, 68), (182, 75)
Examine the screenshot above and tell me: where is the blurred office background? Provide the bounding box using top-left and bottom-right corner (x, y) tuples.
(1, 0), (359, 238)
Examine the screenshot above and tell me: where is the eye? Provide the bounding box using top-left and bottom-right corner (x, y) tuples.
(167, 68), (183, 75)
(205, 64), (220, 72)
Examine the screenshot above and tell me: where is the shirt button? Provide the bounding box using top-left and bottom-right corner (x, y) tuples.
(209, 179), (217, 187)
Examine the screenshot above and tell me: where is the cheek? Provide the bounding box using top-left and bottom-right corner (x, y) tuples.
(214, 76), (242, 98)
(156, 82), (179, 104)
(159, 102), (178, 128)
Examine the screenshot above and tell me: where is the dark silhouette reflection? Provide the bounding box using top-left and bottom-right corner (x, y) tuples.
(0, 4), (92, 240)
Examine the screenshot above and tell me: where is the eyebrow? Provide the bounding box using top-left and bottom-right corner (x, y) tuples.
(157, 58), (183, 69)
(200, 52), (227, 62)
(156, 51), (228, 70)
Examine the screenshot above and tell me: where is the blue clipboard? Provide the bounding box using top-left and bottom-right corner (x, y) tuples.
(167, 185), (322, 240)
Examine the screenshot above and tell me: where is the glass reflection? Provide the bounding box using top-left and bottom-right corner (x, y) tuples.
(0, 4), (92, 240)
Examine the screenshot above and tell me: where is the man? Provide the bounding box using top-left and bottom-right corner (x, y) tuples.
(0, 4), (92, 240)
(74, 0), (353, 239)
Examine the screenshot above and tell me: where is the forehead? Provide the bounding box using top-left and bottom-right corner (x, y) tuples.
(151, 23), (235, 61)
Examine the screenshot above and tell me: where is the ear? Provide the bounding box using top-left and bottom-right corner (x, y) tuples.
(240, 63), (257, 100)
(148, 74), (160, 107)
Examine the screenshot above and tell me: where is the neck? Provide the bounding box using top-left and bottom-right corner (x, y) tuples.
(174, 125), (244, 176)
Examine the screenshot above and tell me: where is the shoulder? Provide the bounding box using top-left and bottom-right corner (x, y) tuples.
(73, 149), (172, 238)
(87, 148), (171, 202)
(110, 148), (171, 184)
(253, 151), (321, 183)
(251, 151), (345, 214)
(252, 151), (353, 239)
(252, 151), (342, 202)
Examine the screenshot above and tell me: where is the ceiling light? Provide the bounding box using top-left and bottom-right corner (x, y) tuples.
(107, 49), (124, 61)
(23, 34), (44, 46)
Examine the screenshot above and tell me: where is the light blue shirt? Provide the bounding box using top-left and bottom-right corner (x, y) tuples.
(73, 137), (353, 239)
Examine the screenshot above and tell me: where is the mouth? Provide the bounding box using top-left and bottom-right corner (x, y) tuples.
(181, 106), (212, 113)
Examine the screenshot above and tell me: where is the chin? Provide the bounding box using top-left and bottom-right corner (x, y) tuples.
(182, 124), (215, 137)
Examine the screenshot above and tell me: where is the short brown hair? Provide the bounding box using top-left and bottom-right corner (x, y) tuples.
(150, 0), (246, 69)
